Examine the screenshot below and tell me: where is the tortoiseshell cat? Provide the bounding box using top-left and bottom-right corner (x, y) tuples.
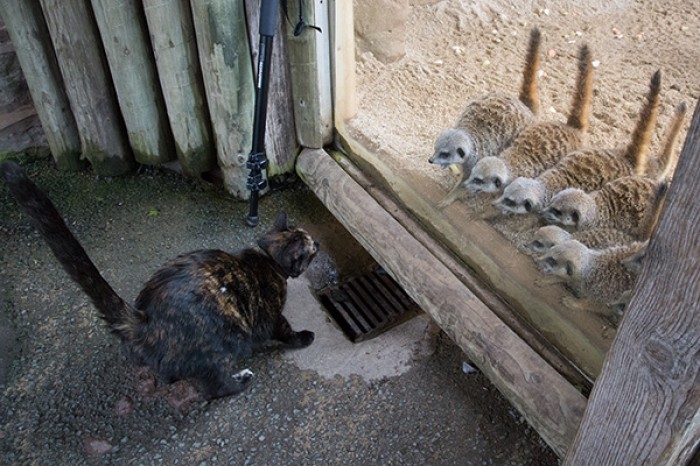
(1, 161), (318, 400)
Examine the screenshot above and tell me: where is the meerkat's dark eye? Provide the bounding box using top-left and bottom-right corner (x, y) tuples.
(549, 207), (561, 217)
(524, 200), (533, 212)
(531, 240), (543, 249)
(503, 198), (515, 207)
(545, 257), (557, 267)
(572, 211), (580, 223)
(457, 148), (466, 158)
(472, 178), (483, 185)
(494, 178), (502, 188)
(566, 262), (574, 276)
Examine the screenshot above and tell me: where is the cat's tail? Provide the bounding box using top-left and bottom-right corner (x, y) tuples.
(1, 161), (143, 340)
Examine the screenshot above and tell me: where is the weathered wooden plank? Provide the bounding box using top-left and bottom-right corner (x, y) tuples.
(191, 0), (254, 199)
(565, 99), (700, 465)
(142, 0), (215, 175)
(0, 0), (82, 171)
(285, 0), (332, 148)
(90, 0), (175, 165)
(337, 122), (611, 379)
(297, 148), (587, 458)
(329, 0), (357, 121)
(244, 0), (298, 176)
(39, 0), (134, 175)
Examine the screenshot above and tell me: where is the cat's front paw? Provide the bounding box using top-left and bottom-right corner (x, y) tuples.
(296, 330), (315, 348)
(233, 368), (254, 384)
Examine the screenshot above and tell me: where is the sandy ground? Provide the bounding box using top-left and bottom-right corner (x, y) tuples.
(0, 157), (557, 464)
(353, 0), (697, 184)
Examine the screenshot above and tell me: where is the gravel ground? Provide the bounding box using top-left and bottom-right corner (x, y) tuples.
(0, 156), (557, 465)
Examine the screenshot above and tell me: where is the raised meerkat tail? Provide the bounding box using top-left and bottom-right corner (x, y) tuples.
(566, 44), (594, 133)
(656, 102), (688, 180)
(626, 70), (662, 175)
(638, 180), (670, 240)
(0, 161), (142, 339)
(518, 27), (541, 116)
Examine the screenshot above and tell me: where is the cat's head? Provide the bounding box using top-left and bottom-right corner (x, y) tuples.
(257, 211), (319, 278)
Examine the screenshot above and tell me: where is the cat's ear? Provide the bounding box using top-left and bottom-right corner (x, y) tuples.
(273, 211), (288, 231)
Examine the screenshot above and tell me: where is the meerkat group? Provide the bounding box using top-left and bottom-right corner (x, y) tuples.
(429, 29), (688, 323)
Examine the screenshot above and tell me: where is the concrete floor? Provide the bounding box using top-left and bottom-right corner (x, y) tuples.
(0, 156), (557, 465)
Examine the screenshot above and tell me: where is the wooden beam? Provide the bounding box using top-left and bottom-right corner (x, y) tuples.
(285, 0), (332, 148)
(142, 0), (216, 175)
(329, 0), (357, 121)
(565, 99), (700, 465)
(244, 0), (298, 177)
(39, 0), (134, 176)
(90, 0), (175, 165)
(0, 0), (82, 171)
(297, 148), (587, 458)
(191, 0), (254, 199)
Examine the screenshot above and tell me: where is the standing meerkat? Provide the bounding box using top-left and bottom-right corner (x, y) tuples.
(431, 28), (541, 207)
(541, 102), (686, 238)
(528, 225), (634, 255)
(465, 43), (594, 195)
(537, 239), (647, 321)
(494, 70), (662, 216)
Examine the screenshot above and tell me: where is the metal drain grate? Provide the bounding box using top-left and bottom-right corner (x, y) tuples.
(316, 267), (422, 342)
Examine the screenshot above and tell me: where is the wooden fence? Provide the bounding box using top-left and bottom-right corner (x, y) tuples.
(0, 0), (331, 199)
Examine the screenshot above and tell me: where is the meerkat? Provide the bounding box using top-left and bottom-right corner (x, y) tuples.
(493, 70), (662, 216)
(537, 239), (647, 320)
(541, 101), (686, 238)
(431, 28), (541, 208)
(465, 44), (594, 195)
(642, 102), (688, 179)
(528, 225), (634, 255)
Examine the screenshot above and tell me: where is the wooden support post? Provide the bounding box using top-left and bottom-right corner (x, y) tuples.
(0, 0), (82, 171)
(297, 148), (587, 458)
(244, 0), (298, 177)
(38, 0), (134, 176)
(191, 0), (254, 199)
(565, 99), (700, 465)
(286, 0), (332, 148)
(142, 0), (215, 175)
(90, 0), (175, 165)
(329, 0), (357, 121)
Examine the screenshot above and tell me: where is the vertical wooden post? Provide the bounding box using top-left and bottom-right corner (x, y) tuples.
(286, 0), (333, 148)
(244, 0), (298, 177)
(0, 0), (82, 171)
(565, 99), (700, 465)
(142, 0), (215, 175)
(330, 0), (357, 122)
(191, 0), (255, 199)
(90, 0), (175, 165)
(38, 0), (134, 176)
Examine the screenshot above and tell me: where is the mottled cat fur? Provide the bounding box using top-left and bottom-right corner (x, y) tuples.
(432, 28), (541, 208)
(540, 101), (685, 238)
(1, 161), (318, 400)
(538, 239), (647, 320)
(466, 43), (594, 194)
(494, 70), (662, 215)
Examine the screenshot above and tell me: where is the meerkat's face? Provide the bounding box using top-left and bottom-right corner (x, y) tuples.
(541, 189), (596, 229)
(528, 225), (572, 254)
(494, 177), (545, 215)
(466, 157), (510, 193)
(538, 239), (588, 281)
(429, 128), (476, 169)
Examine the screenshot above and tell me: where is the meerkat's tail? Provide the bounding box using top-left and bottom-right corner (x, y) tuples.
(638, 180), (669, 241)
(653, 102), (688, 180)
(566, 44), (594, 133)
(1, 161), (143, 340)
(625, 70), (661, 175)
(518, 27), (541, 116)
